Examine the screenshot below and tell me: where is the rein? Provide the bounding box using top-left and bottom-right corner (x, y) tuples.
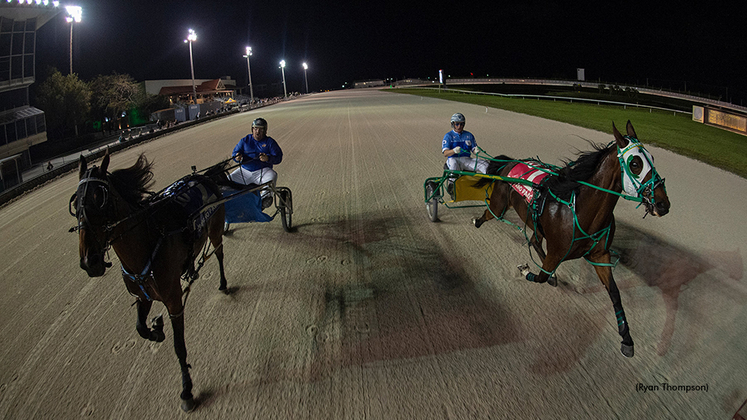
(473, 138), (664, 276)
(71, 169), (221, 304)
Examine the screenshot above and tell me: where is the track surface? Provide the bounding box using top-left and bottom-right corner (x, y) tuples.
(1, 90), (745, 419)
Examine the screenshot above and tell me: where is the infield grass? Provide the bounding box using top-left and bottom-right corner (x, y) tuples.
(389, 88), (747, 179)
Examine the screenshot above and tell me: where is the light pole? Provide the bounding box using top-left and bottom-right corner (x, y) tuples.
(302, 62), (309, 94)
(184, 29), (197, 103)
(65, 6), (82, 75)
(279, 60), (287, 99)
(243, 46), (254, 105)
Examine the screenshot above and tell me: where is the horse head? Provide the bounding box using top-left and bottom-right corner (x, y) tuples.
(73, 151), (114, 277)
(613, 121), (670, 217)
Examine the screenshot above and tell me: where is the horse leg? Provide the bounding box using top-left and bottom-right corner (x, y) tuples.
(473, 208), (495, 228)
(474, 185), (508, 228)
(521, 250), (561, 287)
(529, 232), (546, 260)
(209, 210), (228, 292)
(167, 303), (196, 412)
(589, 252), (634, 358)
(215, 244), (227, 292)
(135, 299), (165, 342)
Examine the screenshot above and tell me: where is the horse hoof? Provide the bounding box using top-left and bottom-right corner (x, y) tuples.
(180, 398), (196, 413)
(517, 264), (530, 277)
(620, 343), (635, 358)
(219, 286), (229, 295)
(151, 315), (164, 329)
(151, 330), (166, 343)
(548, 276), (558, 287)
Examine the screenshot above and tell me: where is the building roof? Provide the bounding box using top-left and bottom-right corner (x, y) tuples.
(158, 79), (232, 96)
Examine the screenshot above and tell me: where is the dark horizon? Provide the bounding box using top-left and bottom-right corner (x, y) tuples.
(30, 1), (747, 104)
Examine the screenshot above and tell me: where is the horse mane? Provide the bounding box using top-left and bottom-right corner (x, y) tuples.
(474, 155), (514, 188)
(541, 142), (615, 200)
(203, 160), (230, 184)
(109, 154), (155, 205)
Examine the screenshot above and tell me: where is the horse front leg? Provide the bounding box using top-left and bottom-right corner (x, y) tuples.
(590, 252), (634, 358)
(520, 250), (560, 287)
(168, 304), (196, 412)
(135, 299), (165, 342)
(529, 232), (546, 261)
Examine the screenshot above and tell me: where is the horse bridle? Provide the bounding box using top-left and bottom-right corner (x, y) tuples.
(69, 166), (116, 257)
(617, 136), (666, 215)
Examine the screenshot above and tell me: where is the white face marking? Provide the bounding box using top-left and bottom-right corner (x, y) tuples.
(619, 142), (654, 197)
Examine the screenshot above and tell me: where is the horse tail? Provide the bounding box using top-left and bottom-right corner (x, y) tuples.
(474, 155), (514, 188)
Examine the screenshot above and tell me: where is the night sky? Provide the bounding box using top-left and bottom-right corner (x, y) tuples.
(33, 1), (747, 103)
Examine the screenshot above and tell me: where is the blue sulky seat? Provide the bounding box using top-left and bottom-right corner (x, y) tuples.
(222, 187), (272, 232)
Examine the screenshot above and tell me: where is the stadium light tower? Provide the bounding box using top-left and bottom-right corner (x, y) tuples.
(302, 62), (309, 94)
(280, 60), (287, 99)
(64, 6), (82, 75)
(244, 46), (254, 105)
(184, 29), (197, 103)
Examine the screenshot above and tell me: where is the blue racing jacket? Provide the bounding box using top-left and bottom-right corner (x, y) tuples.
(442, 130), (477, 158)
(232, 134), (283, 171)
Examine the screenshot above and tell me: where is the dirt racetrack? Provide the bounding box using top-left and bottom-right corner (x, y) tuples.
(1, 89), (745, 419)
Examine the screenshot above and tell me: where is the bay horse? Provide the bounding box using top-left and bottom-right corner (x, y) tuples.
(71, 150), (227, 412)
(472, 121), (670, 357)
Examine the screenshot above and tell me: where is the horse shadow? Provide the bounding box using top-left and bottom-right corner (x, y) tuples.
(223, 215), (528, 384)
(581, 222), (743, 356)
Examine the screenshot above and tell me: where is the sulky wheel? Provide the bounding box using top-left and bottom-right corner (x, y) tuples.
(279, 189), (293, 232)
(425, 181), (439, 222)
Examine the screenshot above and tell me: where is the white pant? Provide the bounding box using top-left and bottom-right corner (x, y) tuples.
(229, 166), (277, 197)
(447, 156), (488, 174)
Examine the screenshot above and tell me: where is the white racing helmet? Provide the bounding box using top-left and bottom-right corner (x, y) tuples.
(450, 113), (465, 125)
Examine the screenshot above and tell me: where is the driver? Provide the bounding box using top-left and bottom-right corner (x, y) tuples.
(441, 113), (488, 195)
(229, 117), (283, 209)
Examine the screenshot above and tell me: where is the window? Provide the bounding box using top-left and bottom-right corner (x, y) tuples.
(36, 114), (45, 133)
(24, 33), (34, 54)
(0, 18), (13, 34)
(25, 117), (36, 136)
(6, 120), (16, 144)
(15, 119), (26, 140)
(12, 33), (22, 55)
(10, 56), (21, 79)
(23, 54), (32, 78)
(0, 34), (10, 56)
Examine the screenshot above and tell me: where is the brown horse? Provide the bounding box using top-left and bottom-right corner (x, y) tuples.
(472, 121), (670, 357)
(71, 150), (227, 412)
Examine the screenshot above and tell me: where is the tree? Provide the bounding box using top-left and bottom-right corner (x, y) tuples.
(88, 73), (139, 132)
(135, 93), (171, 119)
(35, 68), (91, 139)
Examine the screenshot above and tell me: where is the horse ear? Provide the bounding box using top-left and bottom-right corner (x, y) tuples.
(612, 122), (627, 148)
(78, 154), (87, 179)
(101, 149), (110, 173)
(625, 120), (638, 140)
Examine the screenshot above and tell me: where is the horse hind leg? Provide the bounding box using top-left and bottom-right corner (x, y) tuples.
(209, 209), (228, 293)
(473, 208), (495, 228)
(474, 187), (508, 228)
(135, 299), (165, 342)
